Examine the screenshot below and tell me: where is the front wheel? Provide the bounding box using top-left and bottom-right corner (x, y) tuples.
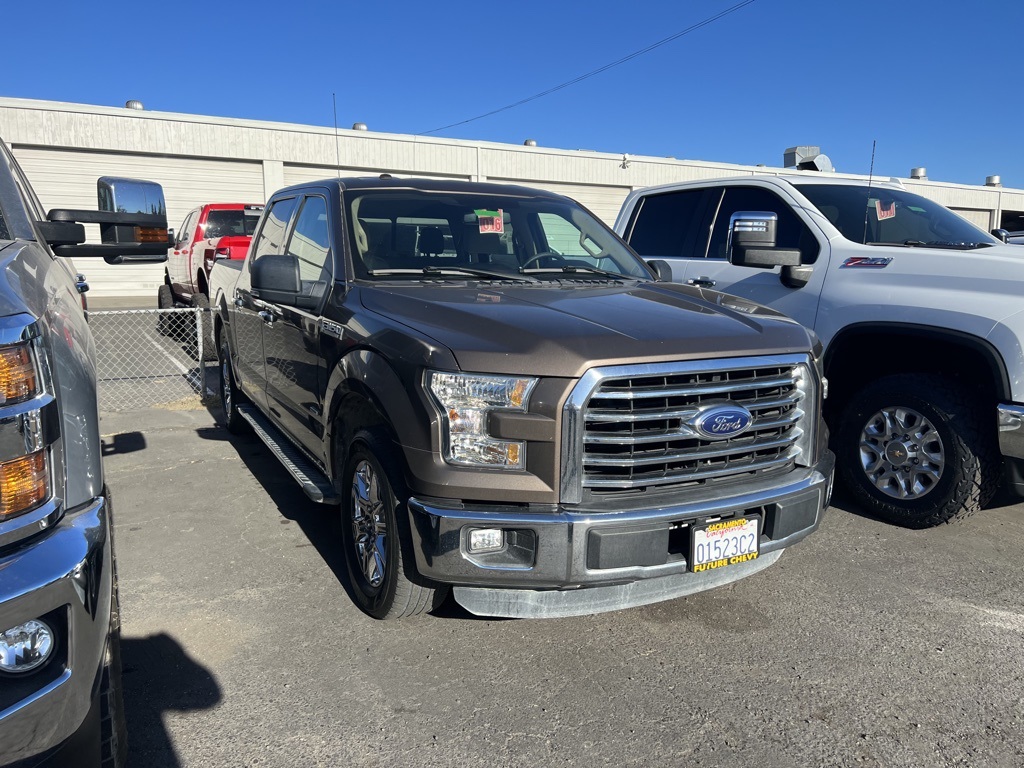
(339, 429), (442, 619)
(836, 374), (999, 528)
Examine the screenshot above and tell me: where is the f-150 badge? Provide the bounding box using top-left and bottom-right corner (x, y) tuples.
(840, 256), (892, 269)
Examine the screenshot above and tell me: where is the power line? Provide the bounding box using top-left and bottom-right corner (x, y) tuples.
(419, 0), (758, 136)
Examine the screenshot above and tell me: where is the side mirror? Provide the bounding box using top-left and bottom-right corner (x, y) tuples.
(251, 254), (301, 305)
(992, 228), (1010, 244)
(646, 259), (674, 282)
(43, 177), (171, 264)
(727, 211), (801, 269)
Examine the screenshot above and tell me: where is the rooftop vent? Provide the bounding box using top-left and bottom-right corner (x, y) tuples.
(783, 145), (833, 173)
(523, 139), (538, 147)
(986, 175), (1002, 187)
(352, 122), (368, 131)
(125, 100), (144, 110)
(911, 167), (927, 179)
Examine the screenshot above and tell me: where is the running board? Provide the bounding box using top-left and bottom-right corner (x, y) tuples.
(237, 404), (340, 504)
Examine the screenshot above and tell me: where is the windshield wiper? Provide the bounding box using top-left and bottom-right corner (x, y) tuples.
(521, 265), (633, 279)
(368, 266), (536, 281)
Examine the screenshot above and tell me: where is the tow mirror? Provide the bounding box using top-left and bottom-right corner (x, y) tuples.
(992, 228), (1010, 244)
(43, 177), (171, 264)
(727, 212), (801, 269)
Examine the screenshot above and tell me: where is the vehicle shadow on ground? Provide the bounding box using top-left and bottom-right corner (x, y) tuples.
(197, 383), (483, 620)
(122, 633), (221, 768)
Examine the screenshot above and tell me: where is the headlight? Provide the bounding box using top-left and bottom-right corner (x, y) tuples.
(427, 371), (537, 469)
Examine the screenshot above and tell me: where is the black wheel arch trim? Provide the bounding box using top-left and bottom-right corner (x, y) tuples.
(824, 322), (1011, 401)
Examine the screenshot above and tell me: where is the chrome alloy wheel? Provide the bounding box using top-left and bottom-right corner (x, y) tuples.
(350, 460), (388, 588)
(859, 406), (945, 499)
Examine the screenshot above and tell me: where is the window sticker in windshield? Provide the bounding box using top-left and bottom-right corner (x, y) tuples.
(876, 200), (896, 221)
(841, 256), (893, 269)
(475, 209), (504, 234)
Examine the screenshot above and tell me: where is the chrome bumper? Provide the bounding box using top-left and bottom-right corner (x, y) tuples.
(407, 452), (834, 618)
(997, 404), (1024, 459)
(0, 496), (112, 766)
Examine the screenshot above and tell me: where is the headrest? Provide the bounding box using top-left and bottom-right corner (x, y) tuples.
(461, 228), (504, 254)
(419, 226), (445, 255)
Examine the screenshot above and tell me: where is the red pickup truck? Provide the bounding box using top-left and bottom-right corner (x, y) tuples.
(160, 203), (263, 310)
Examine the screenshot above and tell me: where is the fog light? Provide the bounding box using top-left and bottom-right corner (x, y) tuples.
(468, 528), (504, 553)
(0, 620), (54, 673)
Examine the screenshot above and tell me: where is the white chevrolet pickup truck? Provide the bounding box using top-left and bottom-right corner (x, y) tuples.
(615, 174), (1024, 528)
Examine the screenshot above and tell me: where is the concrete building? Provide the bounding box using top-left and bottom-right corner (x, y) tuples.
(3, 97), (1023, 297)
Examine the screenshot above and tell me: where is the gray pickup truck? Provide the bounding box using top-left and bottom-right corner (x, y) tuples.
(210, 176), (834, 620)
(0, 140), (168, 767)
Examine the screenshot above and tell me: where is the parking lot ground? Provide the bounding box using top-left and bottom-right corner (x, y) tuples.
(101, 406), (1024, 768)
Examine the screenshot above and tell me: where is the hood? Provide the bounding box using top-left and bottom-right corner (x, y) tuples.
(359, 280), (812, 378)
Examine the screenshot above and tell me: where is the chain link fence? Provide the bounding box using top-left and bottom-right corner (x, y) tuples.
(90, 308), (216, 412)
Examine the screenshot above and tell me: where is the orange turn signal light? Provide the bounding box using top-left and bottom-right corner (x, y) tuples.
(0, 344), (38, 405)
(134, 226), (169, 243)
(0, 451), (48, 519)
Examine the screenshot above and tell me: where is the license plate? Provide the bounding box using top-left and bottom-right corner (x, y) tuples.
(690, 516), (760, 573)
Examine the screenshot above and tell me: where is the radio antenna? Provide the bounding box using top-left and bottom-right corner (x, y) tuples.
(332, 92), (341, 178)
(862, 139), (876, 245)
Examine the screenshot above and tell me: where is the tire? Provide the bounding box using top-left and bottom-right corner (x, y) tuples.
(189, 292), (216, 360)
(100, 571), (127, 767)
(156, 284), (174, 336)
(339, 429), (443, 619)
(218, 335), (248, 434)
(836, 373), (1000, 528)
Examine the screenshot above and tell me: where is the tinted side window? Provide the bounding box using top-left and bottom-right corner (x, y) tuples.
(287, 196), (332, 282)
(251, 197), (299, 263)
(626, 189), (706, 257)
(708, 187), (819, 263)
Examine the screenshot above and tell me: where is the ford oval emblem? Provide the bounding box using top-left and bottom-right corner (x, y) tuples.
(692, 404), (753, 440)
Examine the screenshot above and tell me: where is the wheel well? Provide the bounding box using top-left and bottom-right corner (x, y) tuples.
(196, 271), (208, 296)
(824, 326), (1007, 418)
(330, 391), (391, 475)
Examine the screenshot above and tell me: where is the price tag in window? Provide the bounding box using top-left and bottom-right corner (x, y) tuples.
(876, 200), (896, 220)
(476, 209), (504, 234)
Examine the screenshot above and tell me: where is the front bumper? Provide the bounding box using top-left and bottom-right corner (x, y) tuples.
(0, 496), (112, 767)
(408, 452), (834, 618)
(997, 403), (1024, 459)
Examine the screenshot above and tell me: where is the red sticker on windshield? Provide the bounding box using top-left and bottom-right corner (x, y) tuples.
(876, 200), (896, 220)
(478, 209), (504, 234)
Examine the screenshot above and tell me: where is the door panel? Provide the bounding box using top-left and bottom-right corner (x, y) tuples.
(262, 194), (334, 461)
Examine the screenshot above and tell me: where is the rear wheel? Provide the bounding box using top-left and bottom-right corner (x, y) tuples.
(339, 429), (442, 619)
(156, 284), (174, 336)
(218, 335), (248, 434)
(836, 374), (999, 527)
(189, 292), (216, 360)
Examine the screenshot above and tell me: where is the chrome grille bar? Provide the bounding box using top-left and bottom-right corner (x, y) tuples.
(560, 354), (817, 503)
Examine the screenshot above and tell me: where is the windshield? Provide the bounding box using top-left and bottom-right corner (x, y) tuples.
(204, 207), (262, 239)
(795, 184), (997, 249)
(345, 190), (651, 280)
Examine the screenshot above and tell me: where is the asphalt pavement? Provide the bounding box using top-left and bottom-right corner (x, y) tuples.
(101, 405), (1024, 768)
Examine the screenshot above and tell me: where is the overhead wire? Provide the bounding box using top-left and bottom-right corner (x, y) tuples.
(419, 0), (758, 136)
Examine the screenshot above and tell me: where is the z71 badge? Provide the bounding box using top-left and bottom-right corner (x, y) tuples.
(841, 256), (893, 269)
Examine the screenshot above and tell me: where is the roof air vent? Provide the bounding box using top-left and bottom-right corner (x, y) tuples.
(783, 145), (833, 173)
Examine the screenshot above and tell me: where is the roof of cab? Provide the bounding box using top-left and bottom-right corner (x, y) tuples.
(272, 176), (569, 200)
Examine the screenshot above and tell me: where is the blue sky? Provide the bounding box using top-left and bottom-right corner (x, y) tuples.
(5, 0), (1023, 187)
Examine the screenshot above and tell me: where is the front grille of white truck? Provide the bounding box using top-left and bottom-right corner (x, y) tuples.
(560, 355), (816, 502)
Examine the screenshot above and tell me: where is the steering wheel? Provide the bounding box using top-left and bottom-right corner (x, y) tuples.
(521, 252), (568, 269)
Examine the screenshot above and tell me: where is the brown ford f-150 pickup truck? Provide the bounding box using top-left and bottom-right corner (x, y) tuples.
(209, 176), (834, 619)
